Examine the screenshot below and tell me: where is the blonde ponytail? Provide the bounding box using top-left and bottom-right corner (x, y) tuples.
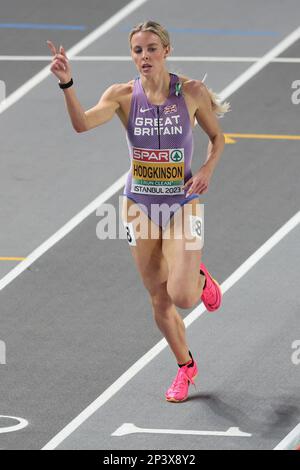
(206, 87), (231, 117)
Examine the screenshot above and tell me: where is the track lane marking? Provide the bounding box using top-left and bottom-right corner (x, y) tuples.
(274, 423), (300, 450)
(0, 0), (149, 115)
(224, 133), (300, 144)
(0, 10), (298, 451)
(42, 210), (300, 450)
(1, 24), (300, 291)
(2, 55), (300, 63)
(0, 174), (127, 291)
(111, 423), (252, 437)
(219, 26), (300, 101)
(0, 415), (28, 434)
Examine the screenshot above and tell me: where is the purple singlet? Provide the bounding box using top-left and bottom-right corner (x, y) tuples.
(123, 73), (199, 229)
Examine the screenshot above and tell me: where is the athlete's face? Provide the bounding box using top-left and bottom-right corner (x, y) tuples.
(130, 31), (169, 75)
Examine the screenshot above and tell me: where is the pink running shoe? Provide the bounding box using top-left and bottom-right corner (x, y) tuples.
(165, 360), (198, 403)
(200, 263), (222, 312)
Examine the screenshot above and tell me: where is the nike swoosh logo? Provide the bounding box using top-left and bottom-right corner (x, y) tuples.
(140, 107), (153, 113)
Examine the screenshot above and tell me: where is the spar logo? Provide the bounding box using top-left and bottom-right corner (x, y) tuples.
(133, 147), (169, 162)
(132, 147), (185, 163)
(170, 150), (183, 162)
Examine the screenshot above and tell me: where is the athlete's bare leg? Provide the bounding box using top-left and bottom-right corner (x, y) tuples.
(162, 198), (206, 309)
(121, 196), (191, 364)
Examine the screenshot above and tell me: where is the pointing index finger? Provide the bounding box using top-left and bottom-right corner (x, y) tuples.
(47, 40), (57, 56)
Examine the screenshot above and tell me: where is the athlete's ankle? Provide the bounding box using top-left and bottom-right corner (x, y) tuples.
(177, 350), (194, 368)
(200, 270), (206, 289)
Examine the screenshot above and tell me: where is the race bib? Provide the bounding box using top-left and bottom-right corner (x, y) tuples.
(131, 147), (185, 196)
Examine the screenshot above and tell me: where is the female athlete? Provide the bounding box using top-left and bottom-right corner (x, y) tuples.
(47, 20), (230, 403)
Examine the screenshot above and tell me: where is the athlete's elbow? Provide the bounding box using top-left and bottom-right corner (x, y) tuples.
(211, 132), (225, 146)
(74, 125), (87, 133)
(74, 120), (89, 133)
(220, 133), (226, 147)
(217, 132), (225, 146)
(74, 113), (90, 133)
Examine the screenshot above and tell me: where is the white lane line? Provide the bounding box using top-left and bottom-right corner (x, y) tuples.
(0, 0), (148, 115)
(1, 25), (299, 291)
(1, 55), (300, 63)
(274, 423), (300, 450)
(0, 174), (127, 292)
(0, 415), (28, 434)
(0, 17), (297, 449)
(111, 423), (252, 437)
(220, 26), (300, 100)
(41, 210), (300, 450)
(220, 211), (300, 296)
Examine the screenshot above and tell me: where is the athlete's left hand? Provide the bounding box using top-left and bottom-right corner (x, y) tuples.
(183, 164), (213, 196)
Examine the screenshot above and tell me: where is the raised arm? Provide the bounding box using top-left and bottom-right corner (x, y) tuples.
(47, 40), (120, 133)
(83, 84), (121, 131)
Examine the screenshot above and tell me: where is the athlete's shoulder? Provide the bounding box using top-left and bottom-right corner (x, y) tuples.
(103, 81), (134, 100)
(176, 74), (191, 85)
(179, 76), (208, 99)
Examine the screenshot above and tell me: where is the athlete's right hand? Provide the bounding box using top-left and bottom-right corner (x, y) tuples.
(47, 40), (72, 83)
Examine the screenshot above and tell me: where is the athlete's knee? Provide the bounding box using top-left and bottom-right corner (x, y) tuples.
(171, 294), (196, 309)
(150, 292), (171, 313)
(167, 282), (198, 309)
